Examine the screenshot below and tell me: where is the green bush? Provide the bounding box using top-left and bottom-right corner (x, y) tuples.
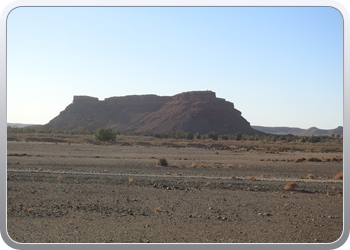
(207, 132), (218, 140)
(235, 132), (242, 141)
(185, 132), (194, 140)
(94, 128), (116, 142)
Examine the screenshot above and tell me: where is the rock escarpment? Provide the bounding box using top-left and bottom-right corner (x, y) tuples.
(42, 91), (263, 135)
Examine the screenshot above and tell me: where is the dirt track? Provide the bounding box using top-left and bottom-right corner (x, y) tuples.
(7, 141), (343, 243)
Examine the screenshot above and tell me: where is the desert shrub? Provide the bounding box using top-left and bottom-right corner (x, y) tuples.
(331, 156), (343, 162)
(306, 157), (321, 162)
(300, 137), (307, 142)
(321, 157), (330, 162)
(294, 158), (305, 163)
(278, 136), (287, 141)
(207, 132), (218, 141)
(308, 135), (321, 143)
(284, 182), (298, 190)
(94, 128), (116, 142)
(220, 134), (229, 140)
(157, 158), (168, 166)
(235, 132), (242, 141)
(185, 132), (194, 140)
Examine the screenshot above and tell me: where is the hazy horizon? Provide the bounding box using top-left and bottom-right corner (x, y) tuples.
(7, 7), (343, 129)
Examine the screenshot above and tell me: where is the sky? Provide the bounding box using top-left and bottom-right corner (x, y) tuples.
(6, 7), (343, 129)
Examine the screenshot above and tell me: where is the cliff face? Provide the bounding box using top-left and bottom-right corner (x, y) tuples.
(43, 91), (263, 135)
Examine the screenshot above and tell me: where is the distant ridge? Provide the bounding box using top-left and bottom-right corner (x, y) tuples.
(39, 91), (263, 135)
(252, 125), (343, 136)
(7, 123), (38, 128)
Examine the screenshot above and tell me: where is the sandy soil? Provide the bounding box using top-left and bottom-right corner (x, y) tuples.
(7, 141), (343, 243)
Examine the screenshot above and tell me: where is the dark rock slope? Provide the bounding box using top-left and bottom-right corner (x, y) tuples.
(42, 91), (263, 135)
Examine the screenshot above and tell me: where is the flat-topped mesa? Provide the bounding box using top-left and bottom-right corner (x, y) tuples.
(73, 96), (99, 104)
(104, 94), (171, 103)
(173, 90), (216, 102)
(74, 91), (224, 105)
(172, 91), (234, 109)
(44, 90), (263, 135)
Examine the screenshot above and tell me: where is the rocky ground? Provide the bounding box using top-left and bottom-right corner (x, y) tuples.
(7, 141), (343, 243)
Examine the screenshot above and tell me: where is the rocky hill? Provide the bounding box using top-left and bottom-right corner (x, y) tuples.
(41, 91), (263, 135)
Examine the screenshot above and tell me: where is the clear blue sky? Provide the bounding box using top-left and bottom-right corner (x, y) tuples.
(7, 7), (343, 129)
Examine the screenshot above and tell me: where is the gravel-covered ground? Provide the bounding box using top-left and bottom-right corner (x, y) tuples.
(7, 141), (343, 243)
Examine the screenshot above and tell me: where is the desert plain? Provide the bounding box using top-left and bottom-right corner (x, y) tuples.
(6, 133), (343, 243)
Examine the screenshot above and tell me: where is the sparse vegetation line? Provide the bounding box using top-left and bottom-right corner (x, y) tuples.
(7, 168), (343, 183)
(7, 126), (343, 144)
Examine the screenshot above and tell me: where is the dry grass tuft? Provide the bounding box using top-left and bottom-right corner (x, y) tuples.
(331, 156), (343, 162)
(27, 207), (34, 213)
(224, 164), (235, 168)
(307, 174), (315, 179)
(294, 158), (305, 163)
(157, 158), (168, 167)
(284, 182), (298, 190)
(306, 157), (321, 162)
(334, 172), (343, 180)
(321, 157), (330, 162)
